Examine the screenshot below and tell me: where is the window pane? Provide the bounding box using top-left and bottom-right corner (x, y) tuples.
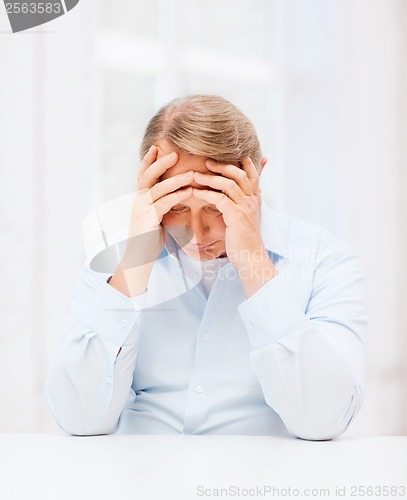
(184, 74), (279, 204)
(179, 0), (269, 57)
(102, 69), (155, 200)
(184, 74), (269, 151)
(100, 0), (157, 37)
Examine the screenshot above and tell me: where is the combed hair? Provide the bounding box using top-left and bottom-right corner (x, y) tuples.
(140, 95), (262, 170)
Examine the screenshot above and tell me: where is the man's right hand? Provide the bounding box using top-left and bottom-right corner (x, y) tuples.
(109, 145), (192, 297)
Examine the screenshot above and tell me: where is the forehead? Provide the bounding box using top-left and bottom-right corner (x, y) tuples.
(156, 139), (210, 184)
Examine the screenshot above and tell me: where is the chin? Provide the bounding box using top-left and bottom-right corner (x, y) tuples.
(185, 248), (226, 261)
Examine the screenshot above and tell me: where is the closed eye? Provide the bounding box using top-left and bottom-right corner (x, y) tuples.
(170, 205), (189, 213)
(204, 205), (221, 214)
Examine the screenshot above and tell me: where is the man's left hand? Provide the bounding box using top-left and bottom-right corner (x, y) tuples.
(192, 157), (278, 297)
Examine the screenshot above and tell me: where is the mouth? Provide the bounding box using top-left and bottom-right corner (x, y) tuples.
(183, 241), (217, 251)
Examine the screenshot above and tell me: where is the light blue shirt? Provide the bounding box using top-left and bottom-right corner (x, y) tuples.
(45, 204), (367, 440)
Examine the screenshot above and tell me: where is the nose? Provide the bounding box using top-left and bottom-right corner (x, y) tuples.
(188, 215), (208, 244)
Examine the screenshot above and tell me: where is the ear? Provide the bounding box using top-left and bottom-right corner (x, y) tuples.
(259, 156), (268, 173)
(256, 157), (267, 207)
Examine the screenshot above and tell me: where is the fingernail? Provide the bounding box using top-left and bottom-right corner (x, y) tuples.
(169, 152), (177, 159)
(206, 159), (216, 165)
(184, 170), (193, 177)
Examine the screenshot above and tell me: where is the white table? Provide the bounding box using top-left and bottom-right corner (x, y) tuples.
(0, 434), (406, 500)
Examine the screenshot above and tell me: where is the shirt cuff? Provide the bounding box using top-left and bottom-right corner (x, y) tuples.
(85, 280), (147, 346)
(238, 274), (305, 350)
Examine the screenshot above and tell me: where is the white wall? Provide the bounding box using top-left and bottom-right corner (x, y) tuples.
(339, 0), (407, 435)
(0, 2), (91, 432)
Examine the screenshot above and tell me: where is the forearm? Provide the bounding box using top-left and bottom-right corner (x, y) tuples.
(109, 261), (154, 297)
(109, 233), (160, 297)
(234, 248), (278, 299)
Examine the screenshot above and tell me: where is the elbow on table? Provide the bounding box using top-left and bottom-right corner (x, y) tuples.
(57, 419), (118, 437)
(282, 389), (362, 441)
(288, 411), (355, 441)
(46, 396), (118, 436)
(282, 364), (364, 441)
(292, 425), (345, 442)
(45, 386), (120, 436)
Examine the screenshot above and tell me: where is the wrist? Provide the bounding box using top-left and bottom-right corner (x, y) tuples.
(232, 247), (278, 298)
(109, 263), (152, 298)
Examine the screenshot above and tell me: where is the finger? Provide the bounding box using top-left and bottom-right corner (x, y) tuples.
(154, 186), (193, 217)
(256, 186), (263, 207)
(192, 188), (233, 214)
(193, 171), (246, 204)
(149, 171), (194, 203)
(137, 145), (158, 182)
(240, 156), (260, 194)
(138, 151), (179, 190)
(206, 160), (252, 195)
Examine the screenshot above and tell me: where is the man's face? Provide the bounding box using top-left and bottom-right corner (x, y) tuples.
(156, 139), (228, 261)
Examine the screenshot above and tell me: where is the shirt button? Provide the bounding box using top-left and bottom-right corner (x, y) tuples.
(202, 333), (210, 341)
(195, 385), (204, 393)
(120, 319), (129, 328)
(107, 377), (113, 384)
(135, 317), (141, 325)
(247, 322), (255, 331)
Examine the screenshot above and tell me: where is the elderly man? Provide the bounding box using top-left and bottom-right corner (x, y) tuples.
(45, 95), (367, 440)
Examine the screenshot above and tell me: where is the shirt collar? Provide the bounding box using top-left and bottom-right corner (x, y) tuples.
(259, 203), (289, 258)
